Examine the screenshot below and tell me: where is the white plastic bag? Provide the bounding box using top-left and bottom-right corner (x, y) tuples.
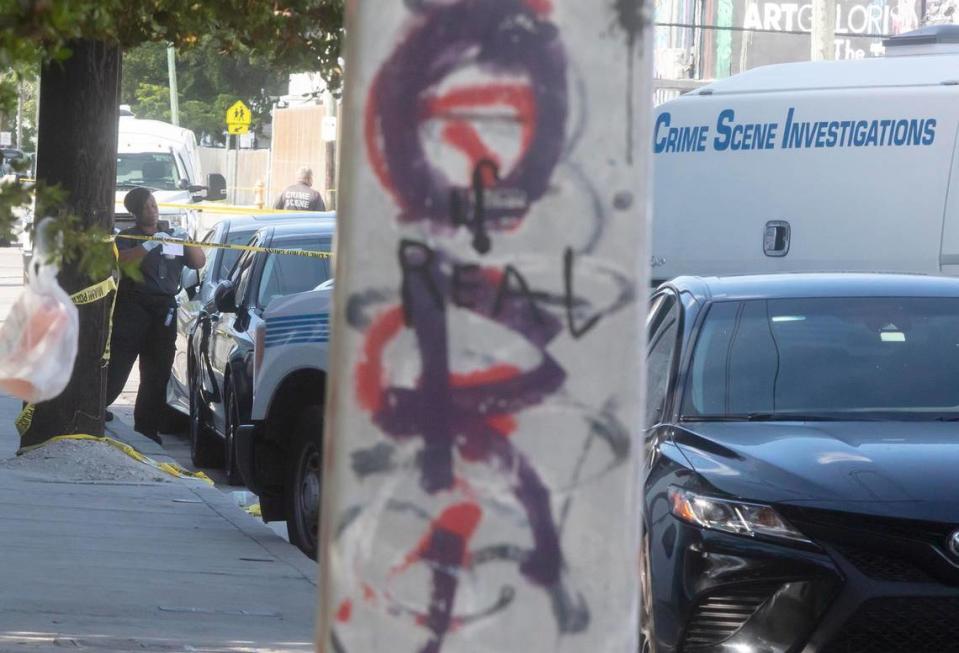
(0, 219), (79, 402)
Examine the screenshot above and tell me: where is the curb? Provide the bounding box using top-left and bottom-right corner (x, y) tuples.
(105, 416), (318, 581)
(105, 420), (175, 464)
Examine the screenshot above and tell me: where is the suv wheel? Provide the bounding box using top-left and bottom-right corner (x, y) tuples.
(286, 404), (323, 559)
(224, 381), (243, 486)
(189, 366), (222, 468)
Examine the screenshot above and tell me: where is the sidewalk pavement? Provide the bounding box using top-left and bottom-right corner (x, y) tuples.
(0, 394), (318, 653)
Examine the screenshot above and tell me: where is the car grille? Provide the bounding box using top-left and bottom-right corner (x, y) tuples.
(823, 597), (959, 653)
(682, 584), (779, 649)
(778, 505), (959, 586)
(833, 544), (934, 583)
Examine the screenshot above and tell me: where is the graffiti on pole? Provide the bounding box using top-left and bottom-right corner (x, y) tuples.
(322, 1), (649, 651)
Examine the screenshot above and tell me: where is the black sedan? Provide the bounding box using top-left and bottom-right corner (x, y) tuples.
(643, 273), (959, 653)
(189, 219), (334, 483)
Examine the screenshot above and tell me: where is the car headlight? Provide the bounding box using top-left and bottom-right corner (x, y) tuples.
(669, 487), (811, 543)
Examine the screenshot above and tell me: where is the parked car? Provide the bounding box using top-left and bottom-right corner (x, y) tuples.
(235, 279), (334, 557)
(188, 220), (335, 488)
(168, 211), (335, 419)
(643, 273), (959, 653)
(1, 148), (29, 178)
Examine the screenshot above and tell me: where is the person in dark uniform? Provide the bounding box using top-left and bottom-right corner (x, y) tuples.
(106, 187), (205, 443)
(273, 166), (326, 211)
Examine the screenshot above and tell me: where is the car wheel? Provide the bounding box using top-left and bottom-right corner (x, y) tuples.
(189, 365), (222, 468)
(224, 381), (243, 486)
(286, 404), (323, 559)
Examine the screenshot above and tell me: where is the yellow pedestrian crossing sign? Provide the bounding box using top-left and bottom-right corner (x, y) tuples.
(226, 100), (252, 135)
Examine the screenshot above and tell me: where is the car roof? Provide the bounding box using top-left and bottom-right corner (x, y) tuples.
(665, 273), (959, 302)
(258, 219), (336, 240)
(221, 212), (335, 235)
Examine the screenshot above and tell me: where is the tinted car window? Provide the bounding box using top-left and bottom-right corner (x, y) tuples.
(231, 246), (258, 306)
(197, 227), (217, 279)
(646, 294), (679, 428)
(684, 297), (959, 418)
(218, 229), (258, 280)
(256, 237), (332, 309)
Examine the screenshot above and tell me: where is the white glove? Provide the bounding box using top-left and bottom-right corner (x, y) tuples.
(170, 227), (188, 241)
(141, 238), (162, 252)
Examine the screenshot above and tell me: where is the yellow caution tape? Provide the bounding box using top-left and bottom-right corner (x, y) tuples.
(114, 233), (333, 259)
(70, 276), (117, 306)
(15, 404), (34, 438)
(149, 201), (326, 217)
(16, 434), (214, 485)
(244, 503), (262, 517)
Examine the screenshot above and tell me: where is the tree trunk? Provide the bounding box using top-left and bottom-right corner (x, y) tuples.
(21, 39), (121, 448)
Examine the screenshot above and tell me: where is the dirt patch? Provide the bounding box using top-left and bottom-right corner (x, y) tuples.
(0, 439), (172, 483)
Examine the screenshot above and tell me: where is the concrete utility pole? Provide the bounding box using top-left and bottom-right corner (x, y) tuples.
(811, 0), (836, 60)
(167, 44), (179, 126)
(319, 1), (651, 652)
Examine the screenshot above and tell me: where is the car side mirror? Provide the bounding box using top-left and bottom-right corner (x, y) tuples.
(206, 173), (227, 201)
(213, 280), (238, 313)
(177, 178), (191, 191)
(181, 267), (200, 299)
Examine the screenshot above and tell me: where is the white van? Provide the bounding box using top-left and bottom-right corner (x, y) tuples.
(115, 109), (225, 234)
(20, 109), (227, 275)
(652, 24), (959, 284)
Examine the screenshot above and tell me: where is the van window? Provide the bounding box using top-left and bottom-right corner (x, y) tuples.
(116, 153), (179, 191)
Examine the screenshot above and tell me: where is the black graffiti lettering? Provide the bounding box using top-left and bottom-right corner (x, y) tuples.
(399, 239), (443, 323)
(494, 264), (544, 324)
(564, 247), (602, 339)
(469, 160), (497, 255)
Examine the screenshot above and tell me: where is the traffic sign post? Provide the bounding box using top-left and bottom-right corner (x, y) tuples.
(225, 100), (251, 204)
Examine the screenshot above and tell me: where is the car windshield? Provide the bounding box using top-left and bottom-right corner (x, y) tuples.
(116, 152), (179, 191)
(682, 297), (959, 421)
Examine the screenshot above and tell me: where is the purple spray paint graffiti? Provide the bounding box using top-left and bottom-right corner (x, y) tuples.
(365, 0), (568, 244)
(334, 0), (634, 650)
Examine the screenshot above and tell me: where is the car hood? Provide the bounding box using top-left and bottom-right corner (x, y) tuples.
(672, 421), (959, 522)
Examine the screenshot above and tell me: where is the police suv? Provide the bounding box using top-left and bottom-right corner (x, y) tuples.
(652, 25), (959, 283)
(234, 280), (332, 559)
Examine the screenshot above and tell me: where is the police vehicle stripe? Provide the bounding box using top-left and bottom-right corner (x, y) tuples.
(264, 335), (330, 348)
(265, 331), (330, 345)
(265, 323), (329, 333)
(266, 322), (330, 337)
(264, 312), (331, 348)
(265, 313), (329, 325)
(265, 325), (330, 339)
